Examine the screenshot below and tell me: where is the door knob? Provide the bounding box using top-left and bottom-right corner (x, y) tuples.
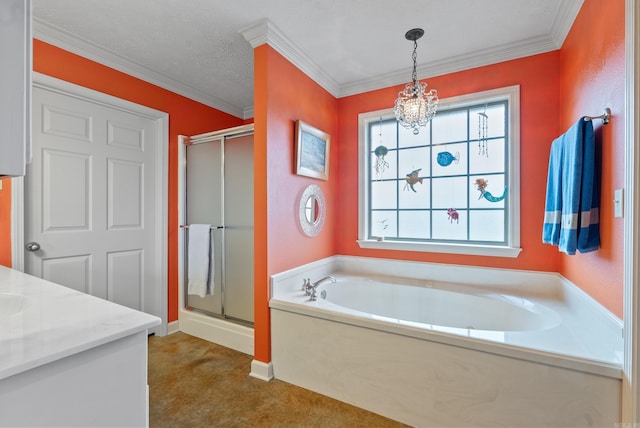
(25, 242), (40, 252)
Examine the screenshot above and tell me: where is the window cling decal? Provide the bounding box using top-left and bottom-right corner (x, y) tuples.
(474, 178), (507, 202)
(373, 118), (389, 179)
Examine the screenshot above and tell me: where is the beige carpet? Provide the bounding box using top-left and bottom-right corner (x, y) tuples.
(148, 332), (409, 428)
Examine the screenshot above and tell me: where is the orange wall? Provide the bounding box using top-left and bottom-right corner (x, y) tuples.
(333, 0), (624, 319)
(0, 0), (622, 365)
(336, 52), (562, 273)
(558, 0), (625, 317)
(32, 40), (245, 322)
(253, 44), (338, 362)
(0, 177), (11, 268)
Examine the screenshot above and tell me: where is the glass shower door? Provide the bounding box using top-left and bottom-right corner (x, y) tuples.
(185, 138), (224, 316)
(185, 132), (254, 325)
(223, 134), (254, 323)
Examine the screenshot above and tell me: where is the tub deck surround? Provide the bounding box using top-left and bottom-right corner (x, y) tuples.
(0, 266), (160, 380)
(270, 255), (623, 378)
(269, 256), (623, 427)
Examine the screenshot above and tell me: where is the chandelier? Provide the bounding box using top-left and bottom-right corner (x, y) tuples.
(393, 28), (438, 135)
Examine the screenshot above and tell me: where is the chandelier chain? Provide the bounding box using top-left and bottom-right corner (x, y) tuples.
(411, 40), (418, 85)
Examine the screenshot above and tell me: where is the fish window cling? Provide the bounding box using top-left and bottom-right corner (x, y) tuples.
(404, 167), (423, 192)
(436, 149), (459, 167)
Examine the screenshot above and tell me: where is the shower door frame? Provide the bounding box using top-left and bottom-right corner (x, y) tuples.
(178, 124), (254, 328)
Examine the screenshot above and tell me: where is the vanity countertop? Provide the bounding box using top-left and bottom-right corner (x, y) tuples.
(0, 266), (160, 381)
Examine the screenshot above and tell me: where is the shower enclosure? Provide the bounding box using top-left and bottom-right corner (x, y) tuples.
(181, 124), (254, 329)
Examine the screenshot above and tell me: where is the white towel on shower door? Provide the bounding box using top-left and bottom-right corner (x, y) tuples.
(187, 224), (214, 298)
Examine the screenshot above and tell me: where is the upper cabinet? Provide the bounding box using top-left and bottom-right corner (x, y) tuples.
(0, 0), (31, 177)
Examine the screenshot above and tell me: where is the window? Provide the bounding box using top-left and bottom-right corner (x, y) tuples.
(357, 86), (521, 257)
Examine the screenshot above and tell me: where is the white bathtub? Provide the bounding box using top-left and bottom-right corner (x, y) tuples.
(270, 256), (623, 427)
(318, 276), (563, 332)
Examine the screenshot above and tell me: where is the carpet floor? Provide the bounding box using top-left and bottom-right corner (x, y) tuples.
(148, 332), (409, 428)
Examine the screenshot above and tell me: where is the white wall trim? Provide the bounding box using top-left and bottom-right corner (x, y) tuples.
(239, 5), (580, 99)
(166, 320), (180, 335)
(10, 176), (24, 272)
(34, 3), (581, 118)
(623, 0), (639, 423)
(340, 36), (561, 98)
(12, 72), (169, 336)
(250, 359), (273, 382)
(32, 18), (246, 120)
(549, 0), (585, 48)
(239, 18), (340, 97)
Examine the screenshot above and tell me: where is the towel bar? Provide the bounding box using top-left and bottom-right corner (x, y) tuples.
(584, 108), (611, 124)
(180, 225), (224, 229)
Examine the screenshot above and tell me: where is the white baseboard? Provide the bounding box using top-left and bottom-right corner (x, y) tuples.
(166, 320), (180, 335)
(178, 308), (254, 355)
(249, 360), (273, 382)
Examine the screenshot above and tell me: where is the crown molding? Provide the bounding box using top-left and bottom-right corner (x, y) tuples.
(550, 0), (584, 46)
(239, 18), (340, 97)
(33, 1), (582, 117)
(240, 2), (579, 100)
(32, 18), (247, 119)
(339, 34), (561, 98)
(243, 105), (254, 119)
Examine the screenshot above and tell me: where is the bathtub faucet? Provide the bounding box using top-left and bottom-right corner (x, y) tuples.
(306, 275), (336, 301)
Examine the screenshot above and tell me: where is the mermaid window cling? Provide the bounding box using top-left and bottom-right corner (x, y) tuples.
(474, 178), (507, 202)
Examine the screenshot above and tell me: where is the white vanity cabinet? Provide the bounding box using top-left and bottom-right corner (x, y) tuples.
(0, 0), (31, 177)
(0, 267), (160, 427)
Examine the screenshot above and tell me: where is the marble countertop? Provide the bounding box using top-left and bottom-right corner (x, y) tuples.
(0, 266), (161, 381)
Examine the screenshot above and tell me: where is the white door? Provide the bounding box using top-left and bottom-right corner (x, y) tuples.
(25, 79), (166, 330)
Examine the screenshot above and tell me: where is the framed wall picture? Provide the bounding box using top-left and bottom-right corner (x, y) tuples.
(295, 120), (330, 180)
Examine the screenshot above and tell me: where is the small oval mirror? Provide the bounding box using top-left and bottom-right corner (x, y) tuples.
(305, 195), (318, 224)
(299, 184), (325, 236)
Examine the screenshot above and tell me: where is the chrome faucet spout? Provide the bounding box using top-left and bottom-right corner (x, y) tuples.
(308, 275), (336, 301)
(312, 275), (336, 288)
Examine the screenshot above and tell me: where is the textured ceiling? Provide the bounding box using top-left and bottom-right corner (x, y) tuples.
(32, 0), (584, 119)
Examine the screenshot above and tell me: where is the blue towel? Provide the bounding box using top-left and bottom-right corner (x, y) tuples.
(543, 117), (599, 255)
(577, 120), (600, 252)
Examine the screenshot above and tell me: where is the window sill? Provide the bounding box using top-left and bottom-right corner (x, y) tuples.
(356, 239), (522, 258)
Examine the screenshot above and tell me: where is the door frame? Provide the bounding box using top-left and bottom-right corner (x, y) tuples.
(623, 0), (640, 421)
(11, 72), (169, 336)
